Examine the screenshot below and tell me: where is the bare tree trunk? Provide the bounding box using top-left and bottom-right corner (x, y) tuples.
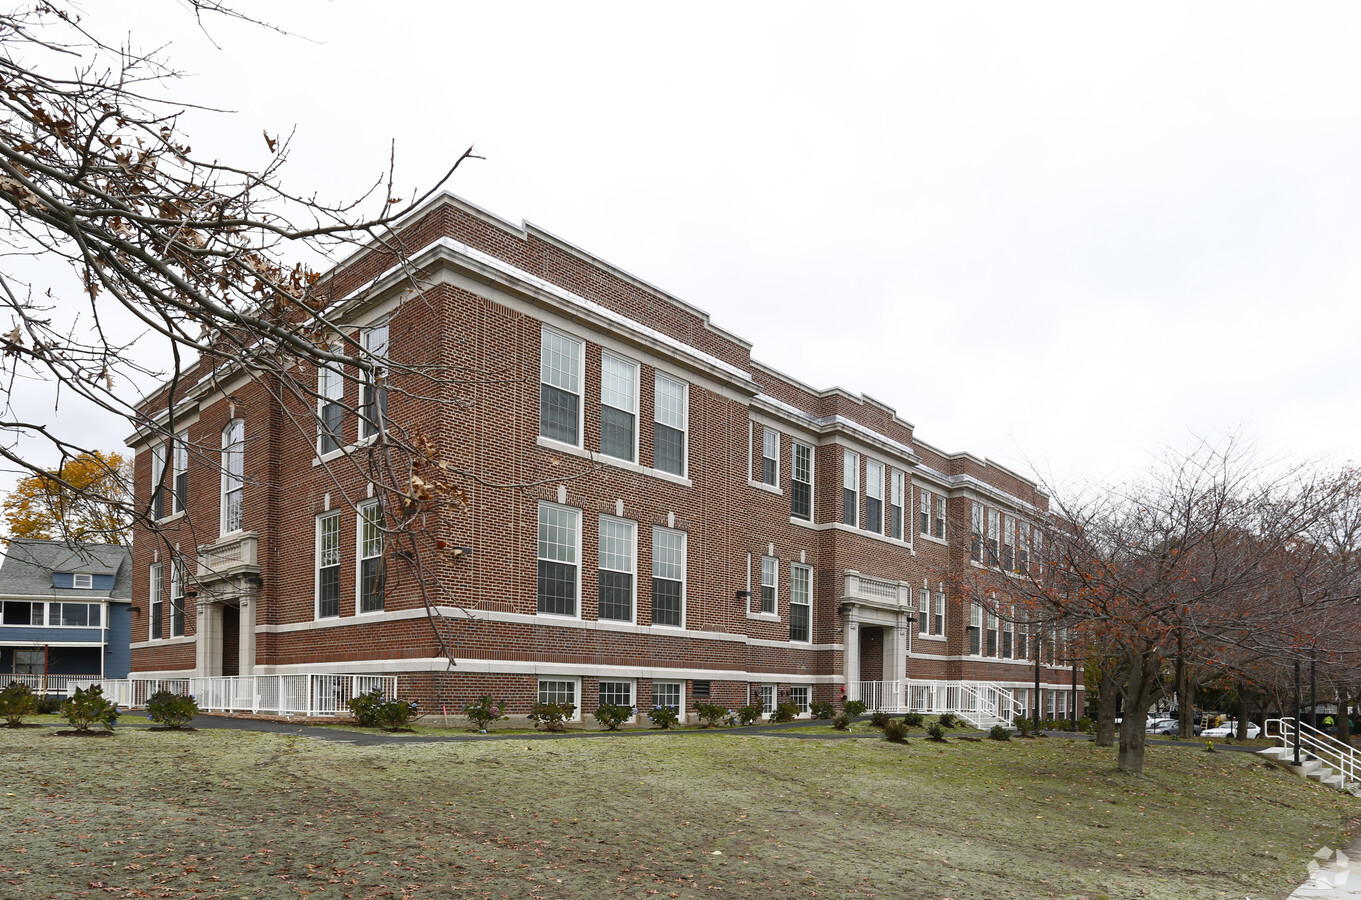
(1235, 680), (1249, 740)
(1117, 653), (1160, 775)
(1095, 667), (1119, 748)
(1177, 663), (1196, 739)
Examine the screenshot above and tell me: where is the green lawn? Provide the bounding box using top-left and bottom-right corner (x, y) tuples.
(0, 725), (1355, 899)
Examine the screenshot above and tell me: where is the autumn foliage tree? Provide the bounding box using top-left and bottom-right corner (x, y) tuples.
(1, 449), (131, 544)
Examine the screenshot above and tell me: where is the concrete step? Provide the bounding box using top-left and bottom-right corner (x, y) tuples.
(1292, 760), (1324, 778)
(1258, 746), (1292, 761)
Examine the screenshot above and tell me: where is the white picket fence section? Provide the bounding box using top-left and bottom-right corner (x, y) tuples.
(74, 674), (397, 718)
(4, 673), (101, 697)
(849, 680), (899, 712)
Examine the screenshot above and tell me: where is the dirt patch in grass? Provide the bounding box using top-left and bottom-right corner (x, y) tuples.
(0, 728), (1354, 899)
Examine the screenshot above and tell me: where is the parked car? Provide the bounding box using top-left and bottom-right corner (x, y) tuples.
(1146, 717), (1201, 736)
(1202, 720), (1260, 739)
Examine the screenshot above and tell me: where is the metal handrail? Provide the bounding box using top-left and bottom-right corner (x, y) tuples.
(1268, 717), (1360, 786)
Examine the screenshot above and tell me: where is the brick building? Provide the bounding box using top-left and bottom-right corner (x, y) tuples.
(127, 193), (1081, 724)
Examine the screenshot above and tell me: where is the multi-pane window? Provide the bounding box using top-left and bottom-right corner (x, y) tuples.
(760, 684), (776, 715)
(918, 587), (931, 635)
(935, 496), (946, 539)
(987, 509), (1000, 565)
(149, 563), (163, 640)
(790, 685), (810, 715)
(221, 420), (244, 535)
(72, 573), (93, 590)
(0, 601), (43, 625)
(865, 460), (884, 534)
(971, 502), (984, 563)
(842, 449), (859, 527)
(890, 471), (904, 540)
(919, 490), (930, 535)
(1017, 522), (1031, 574)
(537, 502), (579, 616)
(316, 512), (341, 619)
(986, 610), (999, 656)
(791, 441), (813, 520)
(651, 527), (686, 627)
(597, 516), (635, 622)
(1002, 515), (1016, 571)
(358, 500), (385, 613)
(600, 353), (638, 462)
(359, 323), (389, 440)
(318, 361), (344, 454)
(934, 590), (945, 636)
(1002, 614), (1014, 658)
(654, 682), (682, 715)
(538, 679), (577, 712)
(172, 432), (188, 515)
(761, 428), (779, 486)
(151, 443), (166, 519)
(599, 680), (633, 711)
(170, 557), (186, 638)
(653, 373), (687, 476)
(51, 603), (102, 627)
(1016, 616), (1029, 659)
(790, 563), (811, 642)
(759, 556), (778, 614)
(540, 328), (582, 445)
(968, 602), (983, 655)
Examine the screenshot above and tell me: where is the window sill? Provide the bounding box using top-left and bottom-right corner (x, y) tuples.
(536, 436), (692, 487)
(154, 511), (186, 525)
(536, 611), (583, 622)
(917, 633), (947, 643)
(747, 479), (782, 496)
(312, 434), (380, 467)
(746, 611), (780, 622)
(918, 533), (948, 547)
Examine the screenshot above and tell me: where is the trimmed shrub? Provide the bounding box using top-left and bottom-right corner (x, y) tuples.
(146, 690), (199, 729)
(62, 685), (118, 732)
(988, 724), (1012, 741)
(0, 682), (37, 727)
(528, 701), (575, 732)
(694, 702), (728, 728)
(348, 689), (386, 727)
(593, 703), (633, 731)
(1013, 714), (1034, 736)
(902, 712), (924, 728)
(926, 722), (947, 742)
(809, 700), (835, 720)
(883, 720), (910, 744)
(870, 711), (892, 729)
(937, 712), (960, 729)
(647, 705), (680, 729)
(1076, 716), (1094, 734)
(771, 702), (799, 724)
(844, 700), (867, 717)
(736, 703), (763, 726)
(377, 698), (419, 730)
(347, 689), (417, 730)
(36, 696), (60, 715)
(832, 713), (852, 731)
(465, 696), (507, 731)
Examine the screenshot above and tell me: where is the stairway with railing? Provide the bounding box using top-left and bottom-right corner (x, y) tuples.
(1261, 717), (1360, 794)
(906, 680), (1022, 729)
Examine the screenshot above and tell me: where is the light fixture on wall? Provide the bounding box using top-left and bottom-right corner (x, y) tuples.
(735, 590), (750, 600)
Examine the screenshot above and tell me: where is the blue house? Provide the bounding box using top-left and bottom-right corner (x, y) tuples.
(0, 539), (132, 693)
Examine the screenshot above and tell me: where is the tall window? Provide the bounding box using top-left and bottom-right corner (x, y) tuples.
(597, 516), (635, 622)
(791, 441), (813, 520)
(149, 563), (163, 640)
(1017, 522), (1031, 574)
(172, 432), (188, 514)
(221, 419), (244, 535)
(600, 353), (638, 462)
(934, 590), (945, 636)
(761, 428), (779, 486)
(890, 470), (904, 540)
(865, 460), (884, 534)
(170, 556), (186, 638)
(790, 564), (811, 642)
(651, 527), (685, 627)
(653, 373), (687, 476)
(540, 328), (582, 445)
(971, 502), (984, 563)
(790, 685), (810, 715)
(1002, 614), (1014, 658)
(987, 508), (1000, 565)
(318, 361), (344, 454)
(918, 587), (931, 635)
(934, 496), (946, 539)
(316, 512), (341, 619)
(759, 556), (778, 614)
(842, 449), (859, 527)
(359, 323), (389, 440)
(968, 602), (983, 655)
(537, 502), (579, 616)
(919, 490), (930, 535)
(760, 684), (776, 715)
(358, 500), (385, 613)
(1016, 615), (1029, 659)
(150, 442), (166, 519)
(1002, 515), (1016, 571)
(986, 609), (999, 656)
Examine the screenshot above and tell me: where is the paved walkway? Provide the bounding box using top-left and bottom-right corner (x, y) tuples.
(1286, 839), (1361, 899)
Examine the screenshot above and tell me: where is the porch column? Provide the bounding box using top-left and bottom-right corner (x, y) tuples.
(885, 612), (909, 711)
(195, 598), (223, 677)
(238, 592), (256, 676)
(843, 618), (860, 699)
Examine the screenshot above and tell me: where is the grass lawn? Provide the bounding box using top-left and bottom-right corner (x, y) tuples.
(1, 726), (1356, 899)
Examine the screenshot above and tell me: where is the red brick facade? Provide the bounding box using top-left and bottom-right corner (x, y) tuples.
(128, 194), (1082, 722)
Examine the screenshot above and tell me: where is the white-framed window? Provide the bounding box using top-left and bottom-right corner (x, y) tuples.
(760, 684), (776, 716)
(986, 609), (999, 656)
(540, 327), (583, 446)
(987, 508), (1000, 565)
(653, 373), (688, 476)
(149, 562), (163, 640)
(791, 441), (813, 521)
(221, 419), (244, 535)
(316, 511), (341, 619)
(1003, 514), (1016, 571)
(790, 563), (812, 642)
(651, 526), (686, 627)
(761, 427), (779, 486)
(919, 489), (931, 535)
(1002, 613), (1014, 658)
(538, 678), (579, 719)
(359, 322), (389, 440)
(865, 460), (884, 534)
(51, 602), (102, 627)
(790, 685), (810, 716)
(358, 500), (384, 613)
(598, 679), (635, 714)
(171, 431), (188, 515)
(597, 516), (636, 622)
(890, 470), (904, 540)
(1016, 615), (1029, 660)
(934, 589), (945, 636)
(318, 359), (344, 454)
(537, 502), (580, 617)
(600, 352), (638, 462)
(759, 555), (778, 614)
(72, 573), (93, 590)
(0, 601), (43, 626)
(1018, 521), (1032, 574)
(842, 449), (859, 527)
(150, 442), (167, 520)
(968, 602), (983, 656)
(935, 495), (946, 539)
(971, 502), (984, 563)
(652, 681), (685, 723)
(170, 556), (186, 638)
(918, 587), (931, 635)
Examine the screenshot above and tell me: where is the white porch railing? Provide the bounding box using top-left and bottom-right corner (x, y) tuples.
(1269, 717), (1360, 789)
(849, 680), (900, 712)
(4, 673), (104, 697)
(75, 674), (397, 717)
(908, 680), (1023, 729)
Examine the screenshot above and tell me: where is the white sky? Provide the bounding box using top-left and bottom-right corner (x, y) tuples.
(8, 1), (1361, 497)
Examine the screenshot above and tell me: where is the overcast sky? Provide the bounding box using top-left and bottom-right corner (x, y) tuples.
(8, 1), (1361, 498)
